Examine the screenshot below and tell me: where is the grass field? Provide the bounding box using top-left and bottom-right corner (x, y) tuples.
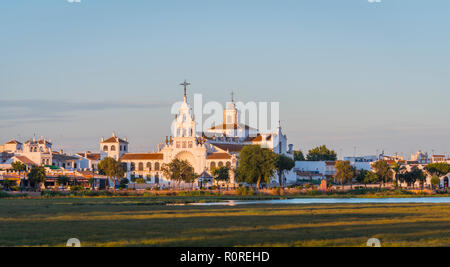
(0, 197), (449, 247)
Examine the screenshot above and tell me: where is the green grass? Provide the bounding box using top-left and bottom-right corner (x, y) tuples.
(0, 197), (449, 247)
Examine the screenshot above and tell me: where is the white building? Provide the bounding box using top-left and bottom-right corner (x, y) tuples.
(344, 155), (378, 171)
(118, 83), (295, 187)
(293, 161), (337, 183)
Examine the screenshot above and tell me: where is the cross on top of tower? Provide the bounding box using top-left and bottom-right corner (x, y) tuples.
(180, 80), (191, 101)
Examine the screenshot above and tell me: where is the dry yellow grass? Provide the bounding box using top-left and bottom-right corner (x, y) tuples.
(0, 197), (449, 247)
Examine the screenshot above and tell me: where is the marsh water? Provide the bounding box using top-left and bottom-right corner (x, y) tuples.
(191, 197), (450, 206)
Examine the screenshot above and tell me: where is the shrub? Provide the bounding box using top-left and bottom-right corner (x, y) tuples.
(70, 185), (84, 192)
(41, 190), (68, 197)
(236, 186), (254, 196)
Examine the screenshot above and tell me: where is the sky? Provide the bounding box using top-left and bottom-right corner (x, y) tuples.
(1, 0), (449, 159)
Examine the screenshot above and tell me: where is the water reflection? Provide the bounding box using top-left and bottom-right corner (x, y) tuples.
(191, 197), (450, 206)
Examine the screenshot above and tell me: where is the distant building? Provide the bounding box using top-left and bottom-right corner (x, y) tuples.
(411, 150), (429, 164)
(344, 156), (377, 171)
(100, 133), (128, 160)
(294, 161), (336, 182)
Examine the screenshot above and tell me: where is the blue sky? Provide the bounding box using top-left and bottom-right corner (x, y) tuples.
(1, 0), (449, 158)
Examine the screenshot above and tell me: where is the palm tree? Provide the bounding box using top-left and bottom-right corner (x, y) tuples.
(390, 162), (405, 188)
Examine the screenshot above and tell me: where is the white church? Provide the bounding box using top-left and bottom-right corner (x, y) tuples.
(99, 82), (296, 188)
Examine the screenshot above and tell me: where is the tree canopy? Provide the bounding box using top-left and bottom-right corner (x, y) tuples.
(294, 150), (305, 161)
(97, 157), (125, 191)
(11, 161), (26, 173)
(306, 145), (337, 161)
(425, 163), (450, 177)
(27, 166), (46, 190)
(334, 161), (355, 186)
(275, 154), (295, 186)
(161, 159), (197, 185)
(372, 160), (393, 187)
(235, 145), (277, 189)
(212, 166), (230, 185)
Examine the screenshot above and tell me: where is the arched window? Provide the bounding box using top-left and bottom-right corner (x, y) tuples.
(138, 162), (144, 171)
(226, 162), (231, 168)
(147, 162), (152, 171)
(210, 162), (216, 170)
(130, 162), (135, 171)
(103, 145), (108, 151)
(218, 162), (224, 167)
(154, 162), (160, 171)
(111, 145), (116, 151)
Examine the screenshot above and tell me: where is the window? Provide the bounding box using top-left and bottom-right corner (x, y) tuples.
(121, 163), (127, 172)
(210, 162), (216, 170)
(130, 162), (135, 171)
(188, 141), (193, 148)
(103, 145), (108, 151)
(124, 146), (127, 152)
(120, 146), (122, 151)
(138, 162), (144, 171)
(182, 142), (187, 148)
(226, 162), (231, 168)
(218, 162), (224, 167)
(176, 142), (181, 148)
(147, 162), (152, 171)
(111, 146), (116, 151)
(155, 162), (160, 171)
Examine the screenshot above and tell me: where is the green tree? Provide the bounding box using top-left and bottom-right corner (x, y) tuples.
(425, 163), (450, 177)
(355, 169), (369, 186)
(27, 166), (46, 190)
(275, 154), (295, 187)
(294, 150), (305, 161)
(364, 171), (379, 186)
(212, 166), (230, 186)
(430, 175), (441, 189)
(11, 161), (26, 176)
(414, 169), (427, 189)
(235, 145), (277, 189)
(390, 162), (405, 188)
(334, 161), (355, 189)
(306, 145), (337, 161)
(372, 160), (393, 188)
(355, 170), (378, 188)
(97, 157), (125, 191)
(161, 159), (197, 187)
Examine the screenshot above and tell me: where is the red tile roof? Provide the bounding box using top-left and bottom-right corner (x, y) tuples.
(213, 144), (246, 153)
(120, 153), (163, 160)
(5, 139), (21, 145)
(14, 156), (36, 165)
(207, 153), (232, 160)
(102, 136), (128, 144)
